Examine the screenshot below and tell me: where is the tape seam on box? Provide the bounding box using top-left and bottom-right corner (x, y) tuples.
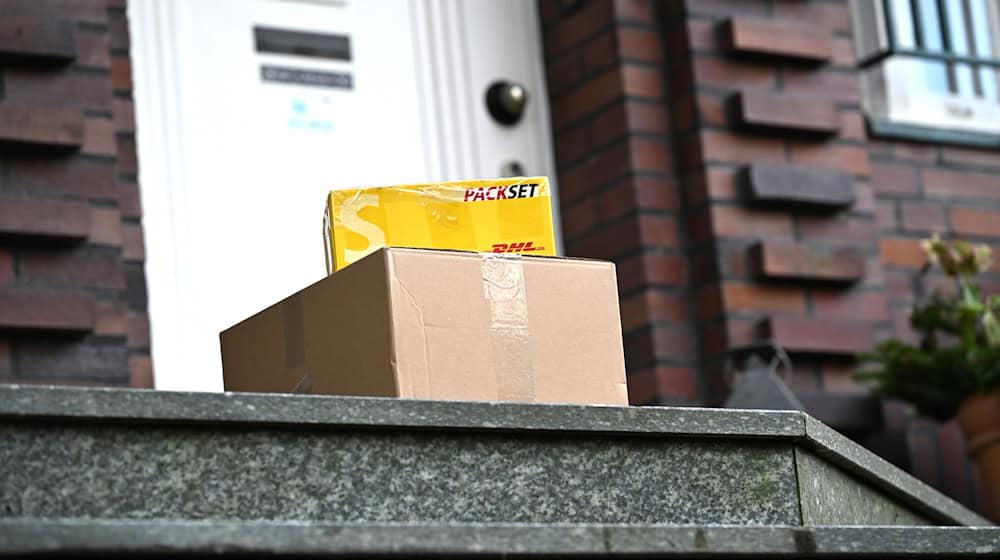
(481, 253), (534, 401)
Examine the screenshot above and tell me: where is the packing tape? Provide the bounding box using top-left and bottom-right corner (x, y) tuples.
(481, 254), (535, 401)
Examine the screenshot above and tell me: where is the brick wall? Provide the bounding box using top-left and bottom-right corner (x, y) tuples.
(0, 0), (149, 388)
(539, 0), (700, 405)
(541, 0), (995, 518)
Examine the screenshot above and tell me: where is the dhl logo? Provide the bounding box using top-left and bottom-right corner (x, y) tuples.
(492, 241), (546, 254)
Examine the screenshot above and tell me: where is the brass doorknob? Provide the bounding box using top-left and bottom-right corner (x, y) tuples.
(486, 81), (528, 126)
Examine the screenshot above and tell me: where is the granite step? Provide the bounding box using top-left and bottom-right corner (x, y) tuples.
(2, 520), (999, 557)
(0, 385), (989, 529)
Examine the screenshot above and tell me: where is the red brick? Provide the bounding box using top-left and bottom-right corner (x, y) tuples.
(700, 130), (785, 165)
(0, 103), (83, 149)
(561, 197), (598, 239)
(0, 12), (76, 65)
(566, 217), (639, 260)
(782, 69), (860, 104)
(128, 312), (150, 348)
(951, 207), (1000, 237)
(880, 237), (928, 268)
(812, 290), (890, 322)
(0, 289), (96, 333)
(697, 94), (726, 127)
(650, 326), (698, 362)
(582, 31), (616, 73)
(733, 90), (839, 135)
(722, 17), (833, 62)
(624, 99), (669, 133)
(710, 205), (795, 240)
(617, 27), (661, 62)
(692, 56), (775, 89)
(687, 19), (717, 51)
(942, 146), (1000, 170)
(116, 134), (138, 176)
(890, 304), (920, 345)
(4, 68), (112, 112)
(41, 0), (108, 24)
(672, 94), (697, 133)
(900, 202), (946, 233)
(108, 9), (130, 50)
(894, 142), (938, 163)
(876, 200), (898, 230)
(76, 26), (110, 68)
(688, 0), (769, 18)
(552, 68), (623, 129)
(89, 207), (122, 246)
(94, 300), (127, 336)
(589, 103), (629, 147)
(119, 183), (143, 219)
(750, 241), (865, 282)
(721, 283), (805, 314)
(129, 354), (154, 388)
(621, 64), (663, 99)
(0, 194), (90, 241)
(638, 214), (679, 247)
(616, 252), (687, 292)
(122, 224), (145, 262)
(0, 340), (10, 377)
(112, 97), (135, 132)
(600, 175), (678, 222)
(0, 250), (13, 285)
(924, 168), (1000, 201)
(870, 161), (919, 196)
(839, 110), (865, 141)
(772, 0), (851, 32)
(789, 142), (870, 177)
(704, 168), (739, 201)
(111, 56), (132, 92)
(82, 116), (115, 156)
(620, 290), (689, 332)
(558, 140), (630, 202)
(852, 181), (876, 215)
(757, 315), (874, 354)
(832, 37), (856, 67)
(613, 0), (655, 24)
(20, 251), (125, 289)
(627, 365), (699, 404)
(545, 51), (585, 96)
(643, 252), (688, 288)
(6, 155), (116, 201)
(798, 215), (877, 246)
(696, 285), (724, 322)
(544, 0), (614, 54)
(555, 126), (589, 167)
(629, 137), (671, 172)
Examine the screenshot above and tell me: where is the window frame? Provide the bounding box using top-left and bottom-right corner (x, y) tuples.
(852, 0), (1000, 147)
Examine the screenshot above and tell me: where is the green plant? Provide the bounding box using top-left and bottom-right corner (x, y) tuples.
(857, 235), (1000, 421)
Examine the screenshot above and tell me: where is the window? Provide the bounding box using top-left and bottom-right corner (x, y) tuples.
(852, 0), (1000, 145)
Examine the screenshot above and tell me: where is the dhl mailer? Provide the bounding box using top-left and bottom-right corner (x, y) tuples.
(323, 177), (556, 273)
(221, 247), (628, 405)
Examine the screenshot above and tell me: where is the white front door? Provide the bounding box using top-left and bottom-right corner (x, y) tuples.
(129, 0), (560, 391)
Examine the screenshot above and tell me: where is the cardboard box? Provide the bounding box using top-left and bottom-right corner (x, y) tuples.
(221, 247), (628, 405)
(323, 177), (556, 273)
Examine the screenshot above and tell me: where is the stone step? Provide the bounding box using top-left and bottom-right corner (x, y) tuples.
(0, 386), (988, 528)
(2, 520), (998, 557)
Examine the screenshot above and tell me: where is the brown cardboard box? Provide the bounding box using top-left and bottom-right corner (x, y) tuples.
(220, 247), (628, 405)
